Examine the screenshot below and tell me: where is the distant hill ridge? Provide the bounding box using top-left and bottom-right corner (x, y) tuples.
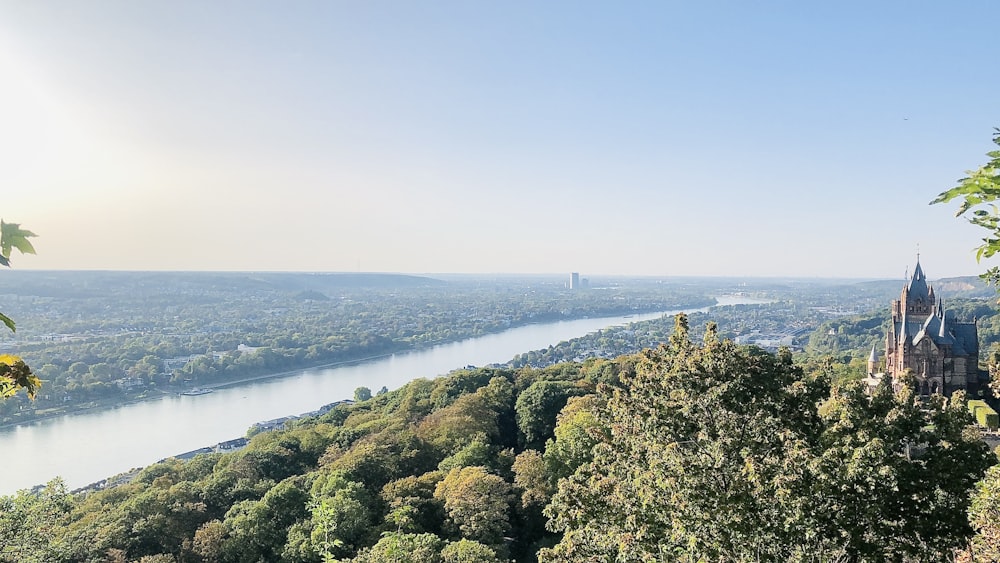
(849, 275), (992, 300)
(0, 271), (447, 298)
(250, 272), (446, 290)
(934, 275), (991, 296)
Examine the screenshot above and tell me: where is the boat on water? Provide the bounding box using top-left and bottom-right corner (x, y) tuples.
(180, 388), (213, 396)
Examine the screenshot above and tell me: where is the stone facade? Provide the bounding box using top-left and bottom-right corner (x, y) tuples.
(868, 261), (981, 396)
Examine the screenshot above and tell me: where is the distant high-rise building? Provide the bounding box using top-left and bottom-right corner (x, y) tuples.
(569, 272), (580, 290)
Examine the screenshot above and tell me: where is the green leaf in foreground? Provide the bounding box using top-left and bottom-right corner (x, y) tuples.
(931, 128), (1000, 284)
(0, 220), (37, 261)
(0, 312), (13, 333)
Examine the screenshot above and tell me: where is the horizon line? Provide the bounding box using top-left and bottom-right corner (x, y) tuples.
(5, 268), (987, 283)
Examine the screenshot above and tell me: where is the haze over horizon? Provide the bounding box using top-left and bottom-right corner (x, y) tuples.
(2, 2), (998, 278)
(0, 268), (977, 286)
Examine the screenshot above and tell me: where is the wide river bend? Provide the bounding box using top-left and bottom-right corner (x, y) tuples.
(0, 296), (756, 493)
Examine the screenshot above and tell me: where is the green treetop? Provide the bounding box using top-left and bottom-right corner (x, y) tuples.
(541, 315), (993, 562)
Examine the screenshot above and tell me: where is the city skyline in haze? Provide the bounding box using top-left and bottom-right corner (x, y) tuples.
(1, 2), (998, 278)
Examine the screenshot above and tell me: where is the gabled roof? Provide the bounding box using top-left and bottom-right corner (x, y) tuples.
(903, 311), (979, 356)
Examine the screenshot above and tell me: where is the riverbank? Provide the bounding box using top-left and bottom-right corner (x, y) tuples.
(0, 349), (418, 430)
(0, 300), (715, 429)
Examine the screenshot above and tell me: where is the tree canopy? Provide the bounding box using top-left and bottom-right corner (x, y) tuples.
(2, 317), (995, 561)
(541, 316), (993, 562)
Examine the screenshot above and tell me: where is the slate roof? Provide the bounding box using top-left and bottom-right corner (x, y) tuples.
(907, 260), (930, 299)
(894, 312), (977, 356)
(891, 261), (978, 356)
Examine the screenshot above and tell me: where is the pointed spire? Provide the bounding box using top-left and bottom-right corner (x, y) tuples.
(906, 259), (930, 300)
(939, 310), (947, 338)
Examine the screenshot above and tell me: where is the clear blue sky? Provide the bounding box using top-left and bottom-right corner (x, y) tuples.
(1, 1), (998, 278)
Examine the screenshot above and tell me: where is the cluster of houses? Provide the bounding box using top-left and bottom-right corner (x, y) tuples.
(733, 330), (802, 350)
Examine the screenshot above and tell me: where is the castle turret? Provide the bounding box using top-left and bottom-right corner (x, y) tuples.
(873, 260), (982, 397)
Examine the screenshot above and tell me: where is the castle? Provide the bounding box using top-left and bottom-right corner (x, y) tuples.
(867, 261), (983, 397)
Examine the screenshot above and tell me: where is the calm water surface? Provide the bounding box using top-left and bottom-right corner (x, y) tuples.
(0, 296), (755, 493)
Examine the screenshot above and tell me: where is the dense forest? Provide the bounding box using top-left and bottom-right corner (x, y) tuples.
(3, 316), (998, 562)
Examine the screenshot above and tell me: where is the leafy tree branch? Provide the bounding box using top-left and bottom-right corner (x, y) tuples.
(931, 128), (1000, 284)
(0, 220), (39, 398)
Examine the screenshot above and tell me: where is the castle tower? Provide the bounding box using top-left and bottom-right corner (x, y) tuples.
(879, 260), (981, 397)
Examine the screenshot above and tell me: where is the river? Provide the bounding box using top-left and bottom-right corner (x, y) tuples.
(0, 296), (757, 494)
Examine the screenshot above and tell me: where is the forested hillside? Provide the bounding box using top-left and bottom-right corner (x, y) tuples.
(3, 316), (995, 562)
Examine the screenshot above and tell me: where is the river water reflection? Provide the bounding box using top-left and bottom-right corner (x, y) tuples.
(0, 296), (755, 493)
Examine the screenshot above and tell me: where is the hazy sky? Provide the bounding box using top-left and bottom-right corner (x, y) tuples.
(2, 1), (998, 278)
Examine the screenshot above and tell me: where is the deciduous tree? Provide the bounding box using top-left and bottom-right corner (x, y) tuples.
(351, 532), (445, 563)
(965, 465), (1000, 561)
(515, 380), (584, 449)
(0, 478), (69, 562)
(434, 466), (512, 547)
(542, 394), (604, 483)
(309, 473), (375, 561)
(440, 538), (503, 563)
(353, 387), (372, 402)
